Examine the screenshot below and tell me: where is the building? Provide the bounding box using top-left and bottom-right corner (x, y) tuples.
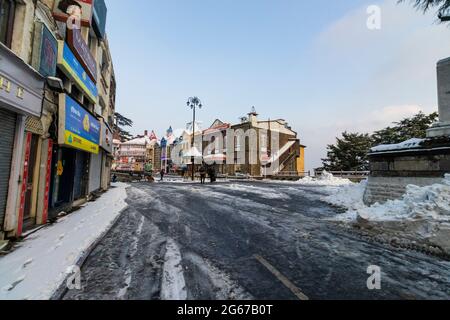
(116, 132), (152, 173)
(0, 0), (116, 239)
(230, 109), (303, 177)
(180, 108), (306, 178)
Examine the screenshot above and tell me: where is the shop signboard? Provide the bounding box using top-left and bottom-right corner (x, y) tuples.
(0, 43), (44, 117)
(57, 41), (98, 103)
(32, 22), (58, 78)
(100, 119), (113, 154)
(67, 27), (97, 82)
(58, 94), (100, 154)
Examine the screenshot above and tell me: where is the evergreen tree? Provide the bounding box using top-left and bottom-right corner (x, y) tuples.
(322, 112), (438, 171)
(399, 0), (450, 20)
(322, 132), (373, 171)
(372, 112), (438, 145)
(114, 112), (134, 141)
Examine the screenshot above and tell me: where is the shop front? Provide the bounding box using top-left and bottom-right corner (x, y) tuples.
(99, 119), (113, 190)
(0, 43), (44, 238)
(49, 94), (100, 216)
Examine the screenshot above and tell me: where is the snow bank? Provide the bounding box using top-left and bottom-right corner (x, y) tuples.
(295, 171), (353, 187)
(329, 175), (450, 223)
(327, 176), (450, 254)
(0, 183), (128, 300)
(370, 138), (424, 153)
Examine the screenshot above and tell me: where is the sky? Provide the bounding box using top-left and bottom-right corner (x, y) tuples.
(105, 0), (450, 170)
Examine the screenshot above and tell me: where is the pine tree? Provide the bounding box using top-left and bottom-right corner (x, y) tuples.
(372, 112), (438, 145)
(322, 132), (373, 171)
(114, 112), (134, 141)
(322, 112), (438, 171)
(399, 0), (450, 20)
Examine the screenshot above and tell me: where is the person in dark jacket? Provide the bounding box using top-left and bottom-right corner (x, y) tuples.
(199, 165), (207, 184)
(208, 166), (216, 183)
(160, 169), (165, 181)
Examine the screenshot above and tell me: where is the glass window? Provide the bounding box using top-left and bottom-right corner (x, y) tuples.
(0, 0), (15, 47)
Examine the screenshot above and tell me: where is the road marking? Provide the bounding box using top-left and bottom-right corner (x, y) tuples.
(254, 254), (309, 301)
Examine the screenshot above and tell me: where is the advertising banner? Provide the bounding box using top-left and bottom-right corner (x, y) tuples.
(59, 94), (100, 154)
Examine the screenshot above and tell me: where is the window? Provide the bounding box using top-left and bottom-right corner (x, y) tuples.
(0, 0), (15, 47)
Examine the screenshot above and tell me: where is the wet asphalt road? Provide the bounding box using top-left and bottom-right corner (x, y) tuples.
(63, 180), (450, 300)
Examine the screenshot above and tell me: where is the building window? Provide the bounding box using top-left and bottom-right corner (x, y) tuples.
(0, 0), (15, 47)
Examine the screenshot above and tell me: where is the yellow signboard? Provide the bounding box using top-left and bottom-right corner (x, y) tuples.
(64, 131), (99, 154)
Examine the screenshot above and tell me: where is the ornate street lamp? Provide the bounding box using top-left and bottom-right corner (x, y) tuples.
(187, 97), (203, 181)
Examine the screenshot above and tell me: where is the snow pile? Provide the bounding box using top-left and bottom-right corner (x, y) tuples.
(324, 181), (367, 219)
(327, 176), (450, 254)
(370, 138), (424, 153)
(296, 171), (353, 187)
(0, 183), (128, 300)
(359, 176), (450, 222)
(330, 175), (450, 223)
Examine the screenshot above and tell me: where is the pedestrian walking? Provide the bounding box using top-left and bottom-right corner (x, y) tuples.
(199, 165), (207, 184)
(208, 166), (216, 183)
(160, 169), (165, 181)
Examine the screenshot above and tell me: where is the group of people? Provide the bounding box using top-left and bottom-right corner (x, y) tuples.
(199, 165), (217, 184)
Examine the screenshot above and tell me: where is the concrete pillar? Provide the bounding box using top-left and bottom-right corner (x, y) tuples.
(437, 58), (450, 123)
(427, 58), (450, 138)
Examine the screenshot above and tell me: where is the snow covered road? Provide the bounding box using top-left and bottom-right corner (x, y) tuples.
(62, 181), (450, 300)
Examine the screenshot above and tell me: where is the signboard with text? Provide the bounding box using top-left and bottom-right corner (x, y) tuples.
(67, 28), (97, 82)
(100, 119), (113, 154)
(58, 94), (100, 154)
(57, 41), (98, 103)
(32, 22), (58, 78)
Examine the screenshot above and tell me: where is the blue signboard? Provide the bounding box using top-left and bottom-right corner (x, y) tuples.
(63, 95), (100, 154)
(93, 0), (107, 39)
(39, 25), (57, 77)
(58, 41), (98, 103)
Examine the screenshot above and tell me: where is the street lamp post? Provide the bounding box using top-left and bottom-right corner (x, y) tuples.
(187, 97), (203, 181)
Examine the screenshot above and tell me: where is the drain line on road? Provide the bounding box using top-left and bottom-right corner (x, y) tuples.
(253, 254), (309, 301)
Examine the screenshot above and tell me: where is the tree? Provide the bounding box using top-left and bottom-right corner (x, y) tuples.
(399, 0), (450, 20)
(114, 112), (134, 141)
(322, 112), (438, 171)
(322, 132), (373, 171)
(372, 112), (438, 145)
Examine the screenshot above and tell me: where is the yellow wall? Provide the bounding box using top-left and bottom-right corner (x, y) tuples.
(297, 146), (305, 174)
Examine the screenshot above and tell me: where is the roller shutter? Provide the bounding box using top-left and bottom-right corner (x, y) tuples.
(0, 109), (16, 227)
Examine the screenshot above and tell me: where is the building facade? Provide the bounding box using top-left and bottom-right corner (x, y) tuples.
(0, 0), (116, 239)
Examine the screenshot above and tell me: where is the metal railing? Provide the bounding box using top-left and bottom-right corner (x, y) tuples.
(315, 170), (370, 178)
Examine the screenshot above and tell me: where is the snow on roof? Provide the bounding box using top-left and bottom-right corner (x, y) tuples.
(122, 135), (152, 146)
(370, 138), (425, 153)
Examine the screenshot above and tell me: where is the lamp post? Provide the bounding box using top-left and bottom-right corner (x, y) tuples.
(187, 97), (203, 181)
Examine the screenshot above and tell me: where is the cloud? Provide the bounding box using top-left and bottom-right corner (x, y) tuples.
(301, 0), (449, 170)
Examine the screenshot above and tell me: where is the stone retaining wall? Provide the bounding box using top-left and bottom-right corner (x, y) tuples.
(364, 148), (450, 205)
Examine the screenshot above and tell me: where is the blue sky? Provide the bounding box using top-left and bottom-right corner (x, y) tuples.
(106, 0), (450, 170)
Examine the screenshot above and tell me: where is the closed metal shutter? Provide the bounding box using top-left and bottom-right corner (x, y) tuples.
(0, 109), (16, 227)
(88, 151), (102, 193)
